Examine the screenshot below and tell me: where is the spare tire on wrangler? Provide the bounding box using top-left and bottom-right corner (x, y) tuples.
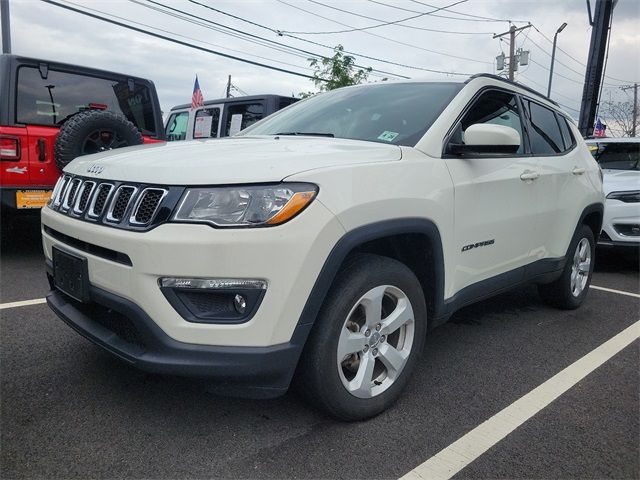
(54, 110), (144, 170)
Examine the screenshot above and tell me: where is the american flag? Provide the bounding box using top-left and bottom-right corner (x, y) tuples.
(191, 75), (204, 109)
(593, 117), (607, 137)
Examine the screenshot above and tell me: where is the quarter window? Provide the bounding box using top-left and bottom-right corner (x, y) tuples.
(525, 101), (565, 154)
(557, 115), (575, 150)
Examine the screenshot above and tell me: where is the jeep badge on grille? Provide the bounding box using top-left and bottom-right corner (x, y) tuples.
(87, 164), (105, 175)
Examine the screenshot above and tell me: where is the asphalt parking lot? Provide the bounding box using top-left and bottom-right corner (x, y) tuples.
(1, 215), (638, 480)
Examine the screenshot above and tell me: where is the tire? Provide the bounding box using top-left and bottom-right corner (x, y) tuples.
(538, 224), (595, 309)
(54, 110), (143, 170)
(295, 254), (427, 421)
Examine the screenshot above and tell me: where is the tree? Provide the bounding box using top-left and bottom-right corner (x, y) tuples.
(300, 45), (372, 98)
(600, 98), (639, 137)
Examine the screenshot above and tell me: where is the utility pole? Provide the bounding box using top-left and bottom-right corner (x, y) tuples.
(493, 24), (531, 81)
(621, 83), (638, 137)
(226, 75), (231, 98)
(1, 0), (11, 54)
(578, 0), (615, 137)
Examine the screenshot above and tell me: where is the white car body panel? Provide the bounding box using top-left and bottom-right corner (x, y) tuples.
(42, 77), (604, 353)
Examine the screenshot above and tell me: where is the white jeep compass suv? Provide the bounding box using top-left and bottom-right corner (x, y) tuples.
(42, 75), (604, 420)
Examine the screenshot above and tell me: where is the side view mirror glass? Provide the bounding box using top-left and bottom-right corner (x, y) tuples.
(448, 123), (521, 155)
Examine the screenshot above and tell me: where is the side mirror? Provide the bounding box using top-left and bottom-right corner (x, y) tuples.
(448, 123), (521, 155)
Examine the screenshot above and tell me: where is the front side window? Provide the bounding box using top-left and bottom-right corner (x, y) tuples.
(224, 103), (265, 136)
(450, 89), (525, 154)
(525, 100), (564, 154)
(241, 82), (463, 147)
(193, 107), (220, 139)
(165, 111), (189, 141)
(16, 66), (157, 135)
(590, 142), (640, 170)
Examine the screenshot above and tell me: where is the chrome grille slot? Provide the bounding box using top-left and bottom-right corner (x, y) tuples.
(106, 186), (137, 222)
(53, 175), (71, 208)
(130, 188), (167, 225)
(61, 178), (82, 211)
(73, 181), (96, 214)
(88, 183), (114, 217)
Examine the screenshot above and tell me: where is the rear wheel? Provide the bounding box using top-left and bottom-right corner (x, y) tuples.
(538, 224), (595, 309)
(296, 254), (427, 421)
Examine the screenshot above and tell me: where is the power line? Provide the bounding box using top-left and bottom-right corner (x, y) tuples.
(187, 0), (478, 75)
(274, 0), (489, 66)
(136, 0), (397, 80)
(367, 0), (507, 22)
(40, 0), (318, 80)
(278, 0), (470, 35)
(409, 0), (530, 23)
(531, 24), (635, 84)
(302, 0), (494, 35)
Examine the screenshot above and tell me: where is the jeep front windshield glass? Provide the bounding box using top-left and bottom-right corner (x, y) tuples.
(16, 66), (158, 136)
(240, 82), (463, 147)
(590, 142), (640, 170)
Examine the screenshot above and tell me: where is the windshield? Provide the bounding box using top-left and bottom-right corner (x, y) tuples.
(589, 142), (640, 170)
(240, 82), (462, 147)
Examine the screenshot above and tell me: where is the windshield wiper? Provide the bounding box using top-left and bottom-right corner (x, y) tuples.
(275, 131), (334, 137)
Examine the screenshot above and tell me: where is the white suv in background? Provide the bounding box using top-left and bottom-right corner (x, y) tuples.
(586, 137), (640, 248)
(42, 75), (604, 421)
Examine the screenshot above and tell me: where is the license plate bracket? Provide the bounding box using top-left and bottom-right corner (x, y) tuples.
(53, 247), (90, 302)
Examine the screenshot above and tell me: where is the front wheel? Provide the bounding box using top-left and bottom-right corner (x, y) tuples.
(295, 254), (427, 421)
(538, 224), (595, 309)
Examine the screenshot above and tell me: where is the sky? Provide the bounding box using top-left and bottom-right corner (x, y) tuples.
(3, 0), (639, 132)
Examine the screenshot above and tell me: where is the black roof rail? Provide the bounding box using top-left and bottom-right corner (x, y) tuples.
(465, 73), (560, 107)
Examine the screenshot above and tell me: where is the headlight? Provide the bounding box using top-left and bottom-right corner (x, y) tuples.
(172, 183), (318, 227)
(606, 190), (640, 203)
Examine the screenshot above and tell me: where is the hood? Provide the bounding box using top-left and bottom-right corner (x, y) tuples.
(64, 136), (402, 184)
(602, 169), (640, 196)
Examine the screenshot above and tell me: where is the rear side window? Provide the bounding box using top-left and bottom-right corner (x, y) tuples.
(193, 107), (221, 139)
(16, 66), (157, 135)
(224, 102), (265, 136)
(557, 115), (575, 150)
(278, 98), (297, 110)
(165, 111), (189, 141)
(525, 100), (564, 154)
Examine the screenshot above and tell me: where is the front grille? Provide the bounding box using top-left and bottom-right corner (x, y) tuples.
(90, 183), (113, 217)
(131, 188), (167, 225)
(107, 186), (137, 222)
(47, 174), (180, 231)
(62, 178), (81, 210)
(74, 181), (95, 214)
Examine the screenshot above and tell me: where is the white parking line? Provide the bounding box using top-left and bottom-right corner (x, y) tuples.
(400, 319), (640, 480)
(0, 298), (47, 310)
(591, 285), (640, 299)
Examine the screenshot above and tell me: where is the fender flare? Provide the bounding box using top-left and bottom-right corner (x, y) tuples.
(294, 218), (446, 332)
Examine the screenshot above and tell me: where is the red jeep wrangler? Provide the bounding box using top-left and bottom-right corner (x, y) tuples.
(0, 55), (164, 214)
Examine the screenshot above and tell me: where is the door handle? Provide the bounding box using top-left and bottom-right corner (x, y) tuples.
(572, 167), (586, 175)
(520, 170), (539, 181)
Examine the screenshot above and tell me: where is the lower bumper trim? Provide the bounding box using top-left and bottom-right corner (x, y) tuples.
(46, 284), (310, 398)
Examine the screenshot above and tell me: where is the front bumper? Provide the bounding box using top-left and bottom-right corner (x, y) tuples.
(599, 199), (640, 247)
(46, 279), (311, 398)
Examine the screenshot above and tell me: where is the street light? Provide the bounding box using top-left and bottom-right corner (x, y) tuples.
(547, 22), (568, 98)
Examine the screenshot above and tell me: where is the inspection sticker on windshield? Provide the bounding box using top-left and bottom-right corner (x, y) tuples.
(378, 131), (399, 142)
